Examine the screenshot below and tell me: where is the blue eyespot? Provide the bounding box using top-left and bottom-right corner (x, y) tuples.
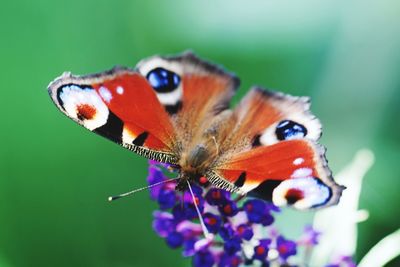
(146, 67), (180, 93)
(275, 120), (307, 140)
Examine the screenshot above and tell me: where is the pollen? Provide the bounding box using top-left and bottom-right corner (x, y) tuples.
(76, 104), (97, 120)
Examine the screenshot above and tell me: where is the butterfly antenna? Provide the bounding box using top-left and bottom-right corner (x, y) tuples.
(108, 177), (180, 202)
(186, 181), (212, 240)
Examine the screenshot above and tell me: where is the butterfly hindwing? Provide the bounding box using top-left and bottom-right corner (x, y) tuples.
(227, 87), (321, 149)
(136, 52), (239, 151)
(212, 139), (343, 209)
(48, 67), (178, 164)
(209, 87), (344, 209)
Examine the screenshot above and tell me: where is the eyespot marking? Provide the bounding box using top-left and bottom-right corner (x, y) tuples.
(57, 84), (109, 130)
(146, 67), (181, 93)
(76, 104), (97, 120)
(285, 188), (304, 204)
(275, 120), (307, 141)
(272, 177), (332, 209)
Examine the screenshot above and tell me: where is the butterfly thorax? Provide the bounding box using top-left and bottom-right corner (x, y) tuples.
(181, 143), (216, 174)
(174, 108), (236, 192)
(175, 141), (219, 191)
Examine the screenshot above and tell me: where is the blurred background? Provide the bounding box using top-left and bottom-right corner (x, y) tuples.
(0, 0), (399, 266)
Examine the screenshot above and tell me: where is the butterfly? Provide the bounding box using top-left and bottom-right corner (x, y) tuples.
(48, 51), (344, 210)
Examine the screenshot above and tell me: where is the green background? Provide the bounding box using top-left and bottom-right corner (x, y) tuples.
(1, 0), (399, 266)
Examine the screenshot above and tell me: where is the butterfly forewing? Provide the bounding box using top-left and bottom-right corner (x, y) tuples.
(48, 52), (239, 165)
(48, 67), (179, 164)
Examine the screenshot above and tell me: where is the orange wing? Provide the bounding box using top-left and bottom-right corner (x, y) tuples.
(136, 52), (239, 151)
(48, 52), (239, 164)
(48, 67), (178, 163)
(206, 87), (344, 209)
(210, 139), (344, 209)
(225, 87), (322, 150)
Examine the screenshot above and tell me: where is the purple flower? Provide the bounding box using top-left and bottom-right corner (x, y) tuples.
(157, 189), (176, 210)
(236, 224), (254, 241)
(253, 239), (271, 261)
(218, 201), (239, 217)
(166, 231), (184, 248)
(152, 211), (175, 237)
(146, 161), (307, 266)
(224, 237), (242, 255)
(172, 203), (199, 221)
(326, 255), (357, 267)
(276, 235), (297, 260)
(244, 199), (274, 225)
(193, 250), (215, 267)
(183, 238), (197, 257)
(203, 213), (221, 233)
(298, 225), (320, 247)
(218, 253), (241, 267)
(219, 223), (235, 241)
(147, 165), (167, 200)
(205, 188), (230, 205)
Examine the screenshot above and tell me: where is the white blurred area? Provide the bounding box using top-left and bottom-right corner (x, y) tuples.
(312, 149), (374, 265)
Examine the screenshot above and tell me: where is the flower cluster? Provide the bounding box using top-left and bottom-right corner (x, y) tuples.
(146, 160), (354, 267)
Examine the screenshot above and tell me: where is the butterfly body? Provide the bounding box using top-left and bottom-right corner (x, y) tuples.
(174, 112), (232, 191)
(48, 51), (344, 210)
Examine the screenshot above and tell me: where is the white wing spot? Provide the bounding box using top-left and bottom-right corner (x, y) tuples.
(116, 86), (124, 95)
(293, 158), (304, 165)
(99, 86), (112, 103)
(59, 85), (109, 131)
(291, 167), (312, 178)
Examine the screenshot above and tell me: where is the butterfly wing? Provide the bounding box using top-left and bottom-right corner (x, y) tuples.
(135, 52), (239, 152)
(208, 87), (344, 209)
(48, 67), (179, 163)
(48, 52), (239, 165)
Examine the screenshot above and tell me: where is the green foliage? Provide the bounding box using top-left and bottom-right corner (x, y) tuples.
(0, 1), (399, 266)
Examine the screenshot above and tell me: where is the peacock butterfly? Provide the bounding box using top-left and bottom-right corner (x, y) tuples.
(48, 51), (344, 210)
